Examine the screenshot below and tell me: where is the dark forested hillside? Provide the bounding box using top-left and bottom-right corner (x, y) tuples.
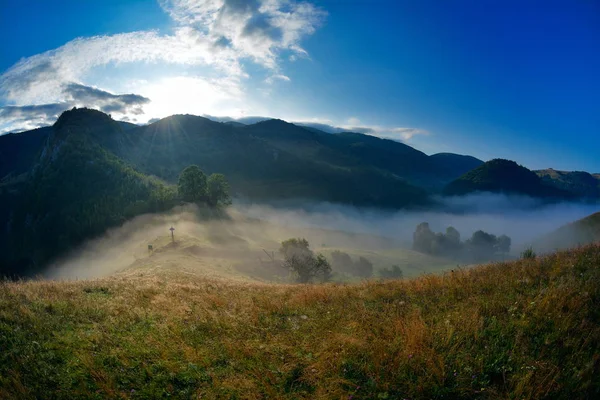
(429, 153), (484, 182)
(0, 126), (51, 181)
(536, 168), (600, 200)
(444, 159), (573, 199)
(107, 114), (430, 207)
(0, 108), (177, 276)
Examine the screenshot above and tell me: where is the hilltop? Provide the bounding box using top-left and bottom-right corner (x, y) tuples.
(536, 168), (600, 200)
(1, 244), (599, 399)
(444, 159), (572, 199)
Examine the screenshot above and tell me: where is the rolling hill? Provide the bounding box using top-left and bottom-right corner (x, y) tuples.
(536, 168), (600, 200)
(444, 158), (573, 199)
(1, 243), (598, 398)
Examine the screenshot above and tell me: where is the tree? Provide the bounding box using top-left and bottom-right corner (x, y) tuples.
(466, 230), (497, 261)
(207, 173), (232, 207)
(380, 265), (403, 279)
(178, 165), (207, 203)
(330, 250), (354, 274)
(496, 234), (512, 255)
(413, 222), (435, 253)
(354, 256), (374, 278)
(280, 238), (331, 283)
(445, 227), (461, 248)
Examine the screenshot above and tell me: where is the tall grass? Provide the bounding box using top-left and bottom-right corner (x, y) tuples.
(1, 245), (599, 399)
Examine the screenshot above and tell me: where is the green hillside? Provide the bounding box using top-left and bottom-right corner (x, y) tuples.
(1, 244), (599, 398)
(536, 168), (600, 199)
(444, 158), (572, 199)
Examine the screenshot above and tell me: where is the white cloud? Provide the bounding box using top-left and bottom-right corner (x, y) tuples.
(345, 125), (430, 141)
(265, 74), (291, 84)
(298, 118), (431, 142)
(0, 0), (325, 132)
(347, 116), (361, 125)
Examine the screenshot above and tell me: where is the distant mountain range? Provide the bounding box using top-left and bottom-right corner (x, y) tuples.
(0, 107), (598, 275)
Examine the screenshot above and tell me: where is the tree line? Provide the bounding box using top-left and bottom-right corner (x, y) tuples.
(413, 222), (511, 262)
(279, 239), (403, 283)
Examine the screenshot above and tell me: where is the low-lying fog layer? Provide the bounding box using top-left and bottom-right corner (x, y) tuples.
(45, 193), (598, 280)
(241, 193), (599, 247)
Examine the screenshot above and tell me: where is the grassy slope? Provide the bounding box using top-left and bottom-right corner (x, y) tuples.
(2, 245), (599, 399)
(534, 212), (600, 253)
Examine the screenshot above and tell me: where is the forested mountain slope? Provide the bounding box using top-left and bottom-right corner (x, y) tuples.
(444, 159), (573, 199)
(0, 109), (176, 276)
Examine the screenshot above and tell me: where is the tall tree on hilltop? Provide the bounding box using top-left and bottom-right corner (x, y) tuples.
(178, 165), (207, 203)
(207, 173), (232, 207)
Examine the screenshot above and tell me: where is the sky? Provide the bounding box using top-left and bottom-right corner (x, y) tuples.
(0, 0), (598, 171)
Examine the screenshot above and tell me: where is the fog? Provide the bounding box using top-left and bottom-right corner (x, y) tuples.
(45, 193), (598, 280)
(238, 193), (598, 247)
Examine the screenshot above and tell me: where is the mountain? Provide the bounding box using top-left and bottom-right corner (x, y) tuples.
(534, 211), (600, 253)
(100, 114), (432, 208)
(0, 111), (483, 203)
(536, 168), (600, 200)
(444, 159), (573, 199)
(429, 152), (484, 183)
(0, 126), (52, 182)
(238, 119), (483, 189)
(0, 108), (176, 276)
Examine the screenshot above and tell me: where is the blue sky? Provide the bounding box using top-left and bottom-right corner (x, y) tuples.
(1, 0), (598, 171)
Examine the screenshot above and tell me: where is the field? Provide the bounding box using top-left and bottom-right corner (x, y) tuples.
(1, 243), (599, 399)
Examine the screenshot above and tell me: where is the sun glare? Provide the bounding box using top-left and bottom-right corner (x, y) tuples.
(136, 76), (247, 122)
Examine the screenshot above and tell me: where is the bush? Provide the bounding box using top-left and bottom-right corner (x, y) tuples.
(521, 246), (536, 259)
(379, 265), (403, 279)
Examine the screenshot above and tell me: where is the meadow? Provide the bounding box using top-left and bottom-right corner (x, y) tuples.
(1, 244), (599, 399)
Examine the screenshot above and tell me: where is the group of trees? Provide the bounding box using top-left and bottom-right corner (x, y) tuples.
(279, 238), (332, 283)
(279, 240), (404, 283)
(413, 222), (511, 262)
(330, 250), (374, 278)
(178, 165), (231, 207)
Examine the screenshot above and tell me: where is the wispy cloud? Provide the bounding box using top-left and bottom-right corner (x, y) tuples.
(0, 83), (151, 133)
(0, 0), (326, 133)
(294, 117), (430, 142)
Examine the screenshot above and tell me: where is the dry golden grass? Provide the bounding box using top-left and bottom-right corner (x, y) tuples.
(1, 244), (599, 399)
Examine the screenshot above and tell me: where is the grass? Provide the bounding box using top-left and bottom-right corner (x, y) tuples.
(1, 244), (600, 399)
